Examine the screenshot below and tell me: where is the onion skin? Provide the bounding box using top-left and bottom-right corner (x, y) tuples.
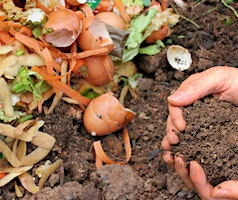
(83, 92), (135, 136)
(84, 55), (114, 86)
(42, 7), (81, 47)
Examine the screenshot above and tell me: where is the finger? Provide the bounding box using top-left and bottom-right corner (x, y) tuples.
(162, 151), (175, 169)
(174, 154), (194, 190)
(161, 136), (172, 150)
(167, 131), (179, 145)
(168, 105), (186, 132)
(167, 66), (233, 107)
(166, 115), (180, 133)
(211, 180), (238, 199)
(189, 161), (214, 199)
(163, 116), (180, 150)
(168, 72), (212, 106)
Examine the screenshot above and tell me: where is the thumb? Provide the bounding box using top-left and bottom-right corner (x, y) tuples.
(168, 77), (213, 106)
(168, 67), (230, 106)
(211, 180), (238, 199)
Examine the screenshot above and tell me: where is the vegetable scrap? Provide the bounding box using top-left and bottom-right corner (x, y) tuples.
(0, 120), (61, 195)
(93, 127), (131, 169)
(0, 0), (181, 193)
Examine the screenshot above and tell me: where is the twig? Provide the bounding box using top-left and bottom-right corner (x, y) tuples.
(170, 3), (201, 28)
(221, 0), (238, 18)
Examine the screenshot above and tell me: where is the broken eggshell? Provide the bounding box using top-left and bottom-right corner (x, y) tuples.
(77, 16), (114, 53)
(167, 45), (192, 71)
(42, 7), (82, 47)
(95, 12), (126, 30)
(83, 92), (135, 136)
(83, 54), (115, 86)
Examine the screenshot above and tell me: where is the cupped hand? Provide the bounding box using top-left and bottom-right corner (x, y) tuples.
(162, 66), (238, 151)
(161, 66), (238, 199)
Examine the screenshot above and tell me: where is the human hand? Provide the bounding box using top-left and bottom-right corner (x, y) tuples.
(161, 66), (238, 199)
(163, 153), (238, 200)
(162, 66), (238, 151)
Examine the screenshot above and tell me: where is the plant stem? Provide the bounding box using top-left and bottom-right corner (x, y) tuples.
(170, 3), (201, 28)
(202, 7), (218, 16)
(221, 0), (238, 18)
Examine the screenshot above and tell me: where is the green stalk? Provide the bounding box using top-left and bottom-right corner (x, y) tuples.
(221, 0), (238, 18)
(170, 3), (200, 28)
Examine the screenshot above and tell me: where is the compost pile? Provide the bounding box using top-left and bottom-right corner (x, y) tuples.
(0, 1), (238, 200)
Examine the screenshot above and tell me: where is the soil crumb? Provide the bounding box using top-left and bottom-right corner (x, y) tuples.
(172, 96), (238, 186)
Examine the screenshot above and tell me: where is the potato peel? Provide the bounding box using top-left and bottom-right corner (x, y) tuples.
(0, 120), (59, 194)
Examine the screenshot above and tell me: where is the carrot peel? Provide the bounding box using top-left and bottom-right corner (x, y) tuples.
(114, 0), (131, 23)
(93, 127), (132, 169)
(0, 173), (7, 179)
(31, 66), (90, 110)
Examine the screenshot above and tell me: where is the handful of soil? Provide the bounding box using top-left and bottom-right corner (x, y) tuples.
(171, 96), (238, 186)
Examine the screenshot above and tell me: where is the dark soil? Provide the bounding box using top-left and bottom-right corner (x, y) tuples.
(172, 96), (238, 187)
(1, 1), (238, 199)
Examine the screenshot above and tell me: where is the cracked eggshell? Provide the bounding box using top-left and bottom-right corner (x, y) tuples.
(83, 92), (135, 136)
(42, 7), (82, 47)
(84, 55), (114, 86)
(167, 45), (192, 71)
(95, 12), (126, 30)
(77, 16), (114, 53)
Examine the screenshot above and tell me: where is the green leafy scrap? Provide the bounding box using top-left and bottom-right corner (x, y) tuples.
(16, 49), (25, 56)
(139, 40), (165, 55)
(12, 66), (50, 100)
(122, 8), (158, 62)
(128, 73), (143, 89)
(0, 109), (25, 123)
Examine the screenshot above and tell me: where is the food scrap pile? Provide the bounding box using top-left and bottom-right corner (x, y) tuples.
(0, 0), (179, 196)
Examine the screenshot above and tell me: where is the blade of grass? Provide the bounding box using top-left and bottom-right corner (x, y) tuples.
(170, 3), (200, 28)
(221, 0), (238, 18)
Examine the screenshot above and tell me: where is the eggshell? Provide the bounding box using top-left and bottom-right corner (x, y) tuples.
(77, 16), (114, 53)
(167, 45), (192, 71)
(83, 92), (135, 136)
(84, 55), (114, 86)
(42, 7), (81, 47)
(95, 12), (126, 30)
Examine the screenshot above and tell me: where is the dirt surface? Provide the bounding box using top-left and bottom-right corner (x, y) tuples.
(1, 1), (238, 199)
(172, 96), (238, 187)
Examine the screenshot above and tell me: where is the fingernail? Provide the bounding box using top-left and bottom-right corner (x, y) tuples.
(212, 186), (228, 198)
(168, 92), (185, 102)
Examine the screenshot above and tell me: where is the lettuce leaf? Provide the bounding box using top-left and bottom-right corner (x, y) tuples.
(12, 66), (50, 100)
(139, 40), (165, 55)
(0, 109), (25, 123)
(122, 8), (158, 62)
